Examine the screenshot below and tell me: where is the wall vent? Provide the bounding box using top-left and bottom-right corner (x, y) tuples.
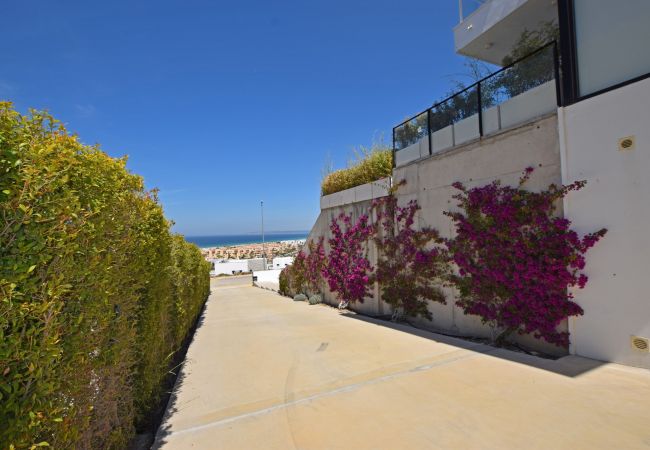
(618, 136), (636, 151)
(630, 335), (649, 352)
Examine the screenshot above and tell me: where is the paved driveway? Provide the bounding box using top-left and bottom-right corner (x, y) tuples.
(154, 277), (650, 449)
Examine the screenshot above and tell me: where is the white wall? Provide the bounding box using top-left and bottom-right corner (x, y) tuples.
(560, 77), (650, 369)
(211, 259), (250, 276)
(320, 178), (391, 210)
(253, 269), (282, 291)
(271, 257), (294, 269)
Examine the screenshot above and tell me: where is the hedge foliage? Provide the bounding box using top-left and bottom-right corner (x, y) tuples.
(321, 146), (392, 196)
(0, 103), (211, 449)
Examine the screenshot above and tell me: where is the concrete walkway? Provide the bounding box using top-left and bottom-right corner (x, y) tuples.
(154, 277), (650, 449)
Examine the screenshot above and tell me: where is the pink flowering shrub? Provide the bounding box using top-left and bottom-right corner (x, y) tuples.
(445, 168), (607, 347)
(304, 237), (327, 294)
(323, 212), (374, 305)
(279, 238), (328, 297)
(372, 188), (448, 320)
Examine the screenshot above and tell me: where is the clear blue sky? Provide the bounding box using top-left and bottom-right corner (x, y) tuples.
(1, 0), (476, 236)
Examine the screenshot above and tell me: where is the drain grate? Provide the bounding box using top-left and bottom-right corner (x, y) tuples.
(618, 136), (636, 151)
(631, 336), (649, 352)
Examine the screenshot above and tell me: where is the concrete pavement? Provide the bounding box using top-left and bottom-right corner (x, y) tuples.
(154, 277), (650, 449)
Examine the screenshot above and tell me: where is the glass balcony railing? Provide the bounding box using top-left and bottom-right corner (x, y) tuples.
(393, 42), (559, 167)
(459, 0), (487, 22)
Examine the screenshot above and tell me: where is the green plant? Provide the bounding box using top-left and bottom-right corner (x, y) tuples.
(0, 103), (210, 449)
(371, 184), (449, 320)
(445, 168), (606, 347)
(321, 144), (392, 196)
(498, 21), (559, 98)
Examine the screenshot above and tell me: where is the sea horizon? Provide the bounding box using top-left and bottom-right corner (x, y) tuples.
(185, 231), (309, 249)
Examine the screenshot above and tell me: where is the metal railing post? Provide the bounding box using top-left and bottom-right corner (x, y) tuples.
(427, 109), (432, 156)
(553, 41), (562, 106)
(392, 127), (396, 168)
(477, 82), (483, 137)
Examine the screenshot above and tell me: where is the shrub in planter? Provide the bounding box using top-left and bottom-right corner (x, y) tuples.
(321, 146), (392, 196)
(445, 168), (606, 348)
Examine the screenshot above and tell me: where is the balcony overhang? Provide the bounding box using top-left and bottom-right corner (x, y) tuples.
(454, 0), (557, 65)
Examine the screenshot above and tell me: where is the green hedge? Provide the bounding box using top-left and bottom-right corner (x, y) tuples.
(321, 147), (392, 196)
(0, 103), (211, 449)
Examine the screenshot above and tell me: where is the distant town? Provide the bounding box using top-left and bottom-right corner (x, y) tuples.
(201, 239), (305, 276)
(200, 239), (304, 260)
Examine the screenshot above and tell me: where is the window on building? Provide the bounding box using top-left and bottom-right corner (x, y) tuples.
(573, 0), (650, 96)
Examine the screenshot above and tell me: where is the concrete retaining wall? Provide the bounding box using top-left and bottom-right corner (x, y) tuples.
(306, 114), (565, 355)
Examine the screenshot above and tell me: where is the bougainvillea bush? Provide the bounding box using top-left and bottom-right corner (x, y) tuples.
(372, 189), (448, 320)
(304, 237), (327, 294)
(278, 237), (327, 297)
(445, 168), (606, 347)
(323, 212), (374, 307)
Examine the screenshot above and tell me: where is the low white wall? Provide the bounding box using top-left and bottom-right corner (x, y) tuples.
(211, 260), (250, 276)
(253, 269), (282, 291)
(271, 256), (293, 269)
(432, 124), (454, 154)
(454, 114), (479, 145)
(560, 77), (650, 369)
(396, 81), (556, 168)
(396, 141), (421, 166)
(500, 81), (556, 129)
(320, 177), (391, 210)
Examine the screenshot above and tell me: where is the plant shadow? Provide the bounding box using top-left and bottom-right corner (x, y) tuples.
(146, 292), (211, 450)
(337, 311), (605, 378)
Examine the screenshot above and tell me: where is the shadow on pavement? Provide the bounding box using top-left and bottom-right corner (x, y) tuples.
(338, 311), (605, 378)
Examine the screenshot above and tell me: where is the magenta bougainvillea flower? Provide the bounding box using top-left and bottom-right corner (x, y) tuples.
(444, 168), (606, 347)
(371, 187), (448, 320)
(322, 212), (374, 305)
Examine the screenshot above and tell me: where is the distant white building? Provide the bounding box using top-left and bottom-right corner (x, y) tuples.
(209, 257), (269, 276)
(210, 259), (249, 276)
(271, 256), (294, 269)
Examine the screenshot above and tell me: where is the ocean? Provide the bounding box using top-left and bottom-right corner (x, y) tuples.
(185, 232), (309, 249)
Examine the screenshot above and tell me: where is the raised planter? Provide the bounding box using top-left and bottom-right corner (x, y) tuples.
(320, 177), (391, 210)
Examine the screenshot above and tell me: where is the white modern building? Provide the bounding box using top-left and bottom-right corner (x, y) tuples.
(454, 0), (650, 369)
(307, 0), (650, 368)
(210, 257), (268, 276)
(209, 259), (249, 276)
(271, 256), (294, 269)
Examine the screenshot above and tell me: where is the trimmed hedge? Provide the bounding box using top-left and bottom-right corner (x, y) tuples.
(0, 103), (210, 449)
(321, 147), (392, 196)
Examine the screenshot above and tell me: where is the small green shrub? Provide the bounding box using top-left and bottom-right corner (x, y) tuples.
(321, 146), (392, 196)
(0, 103), (210, 449)
(278, 267), (290, 296)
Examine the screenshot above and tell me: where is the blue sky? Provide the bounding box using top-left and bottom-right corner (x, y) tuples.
(1, 0), (476, 236)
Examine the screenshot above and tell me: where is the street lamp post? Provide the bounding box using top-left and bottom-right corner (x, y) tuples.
(261, 201), (266, 262)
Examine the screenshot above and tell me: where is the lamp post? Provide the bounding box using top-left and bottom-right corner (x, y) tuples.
(261, 201), (266, 262)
